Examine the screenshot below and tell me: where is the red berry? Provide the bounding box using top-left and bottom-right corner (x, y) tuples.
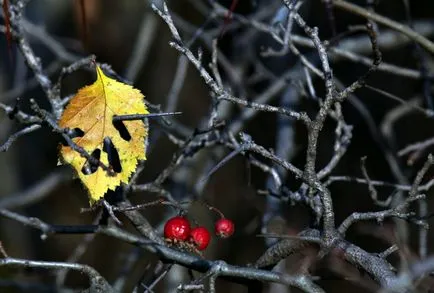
(189, 227), (211, 250)
(215, 218), (234, 238)
(164, 216), (191, 241)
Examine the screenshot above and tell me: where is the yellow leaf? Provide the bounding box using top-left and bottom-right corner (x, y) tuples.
(58, 65), (148, 205)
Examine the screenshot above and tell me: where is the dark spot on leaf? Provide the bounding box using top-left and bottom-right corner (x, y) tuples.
(103, 137), (122, 173)
(113, 120), (131, 141)
(61, 128), (85, 146)
(81, 149), (101, 175)
(70, 127), (85, 138)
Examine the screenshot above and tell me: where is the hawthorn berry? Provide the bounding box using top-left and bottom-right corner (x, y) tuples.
(215, 218), (234, 238)
(189, 227), (211, 250)
(164, 216), (191, 242)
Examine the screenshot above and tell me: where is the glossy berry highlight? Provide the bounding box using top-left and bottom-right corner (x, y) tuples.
(164, 216), (191, 242)
(189, 227), (211, 250)
(215, 218), (234, 238)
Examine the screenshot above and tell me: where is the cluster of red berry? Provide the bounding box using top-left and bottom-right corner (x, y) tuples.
(163, 216), (234, 251)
